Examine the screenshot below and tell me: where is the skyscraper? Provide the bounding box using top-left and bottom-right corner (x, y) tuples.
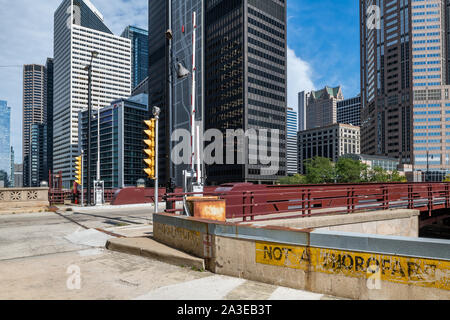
(361, 0), (450, 178)
(45, 58), (54, 175)
(80, 94), (149, 188)
(149, 0), (287, 186)
(337, 95), (362, 127)
(0, 100), (11, 186)
(287, 108), (298, 175)
(148, 0), (204, 187)
(28, 124), (48, 187)
(205, 0), (287, 185)
(121, 26), (149, 90)
(298, 91), (310, 132)
(306, 86), (343, 130)
(23, 64), (46, 186)
(10, 147), (14, 187)
(54, 0), (132, 188)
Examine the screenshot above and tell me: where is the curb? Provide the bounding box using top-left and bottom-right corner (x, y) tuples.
(106, 237), (205, 270)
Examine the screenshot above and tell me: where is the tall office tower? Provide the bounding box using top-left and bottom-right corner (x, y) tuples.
(337, 95), (362, 127)
(0, 101), (11, 187)
(28, 124), (48, 187)
(54, 0), (131, 188)
(121, 26), (149, 90)
(361, 0), (450, 178)
(205, 0), (287, 185)
(298, 91), (310, 131)
(360, 0), (414, 164)
(10, 147), (14, 187)
(306, 86), (343, 130)
(80, 94), (149, 188)
(45, 58), (54, 175)
(23, 64), (46, 187)
(14, 164), (23, 188)
(287, 108), (298, 175)
(148, 0), (204, 187)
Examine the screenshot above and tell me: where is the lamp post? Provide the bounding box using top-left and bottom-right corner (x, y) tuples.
(84, 51), (98, 206)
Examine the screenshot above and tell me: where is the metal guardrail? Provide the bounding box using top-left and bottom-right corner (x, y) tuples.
(49, 189), (118, 205)
(164, 183), (450, 222)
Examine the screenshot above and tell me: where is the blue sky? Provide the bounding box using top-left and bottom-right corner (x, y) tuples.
(287, 0), (361, 98)
(0, 0), (360, 162)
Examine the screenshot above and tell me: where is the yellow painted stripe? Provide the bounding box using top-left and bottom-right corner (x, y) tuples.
(256, 241), (450, 291)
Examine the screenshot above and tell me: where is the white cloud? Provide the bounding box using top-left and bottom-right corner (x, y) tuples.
(287, 47), (315, 114)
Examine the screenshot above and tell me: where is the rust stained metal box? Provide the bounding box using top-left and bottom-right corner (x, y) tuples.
(186, 197), (226, 222)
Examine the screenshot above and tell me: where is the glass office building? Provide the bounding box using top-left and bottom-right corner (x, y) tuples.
(0, 100), (11, 186)
(287, 108), (298, 175)
(80, 94), (149, 189)
(148, 0), (204, 187)
(205, 0), (287, 185)
(54, 0), (131, 188)
(26, 124), (48, 187)
(121, 26), (149, 90)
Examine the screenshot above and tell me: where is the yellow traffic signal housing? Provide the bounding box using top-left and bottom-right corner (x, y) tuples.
(144, 119), (157, 180)
(75, 156), (82, 185)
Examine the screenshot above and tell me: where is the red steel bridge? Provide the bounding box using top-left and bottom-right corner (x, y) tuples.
(164, 182), (450, 227)
(50, 182), (450, 227)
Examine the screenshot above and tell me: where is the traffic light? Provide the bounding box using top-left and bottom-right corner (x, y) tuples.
(144, 119), (157, 180)
(75, 156), (82, 185)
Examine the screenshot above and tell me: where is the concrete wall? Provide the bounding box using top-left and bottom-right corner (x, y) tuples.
(248, 209), (420, 238)
(153, 212), (450, 300)
(0, 188), (49, 212)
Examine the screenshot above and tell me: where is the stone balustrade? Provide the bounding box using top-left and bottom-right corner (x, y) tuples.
(0, 188), (49, 213)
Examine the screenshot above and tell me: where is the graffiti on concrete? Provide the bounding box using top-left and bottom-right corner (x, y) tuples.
(155, 223), (202, 248)
(256, 242), (450, 291)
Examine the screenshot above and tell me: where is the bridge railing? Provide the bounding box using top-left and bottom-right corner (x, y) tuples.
(164, 183), (450, 222)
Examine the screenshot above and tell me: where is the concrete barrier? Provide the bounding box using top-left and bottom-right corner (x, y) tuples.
(246, 209), (420, 237)
(0, 187), (49, 213)
(153, 212), (450, 300)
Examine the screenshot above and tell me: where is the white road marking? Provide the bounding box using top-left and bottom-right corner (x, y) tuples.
(134, 275), (246, 300)
(268, 287), (324, 300)
(65, 229), (113, 248)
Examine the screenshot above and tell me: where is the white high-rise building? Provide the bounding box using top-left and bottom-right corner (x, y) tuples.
(53, 0), (131, 188)
(298, 91), (310, 132)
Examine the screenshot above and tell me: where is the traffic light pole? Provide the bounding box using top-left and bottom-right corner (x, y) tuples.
(81, 150), (84, 207)
(154, 108), (159, 214)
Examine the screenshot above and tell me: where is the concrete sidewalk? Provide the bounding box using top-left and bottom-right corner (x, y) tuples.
(106, 237), (205, 271)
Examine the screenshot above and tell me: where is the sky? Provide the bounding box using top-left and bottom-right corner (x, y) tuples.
(0, 0), (360, 163)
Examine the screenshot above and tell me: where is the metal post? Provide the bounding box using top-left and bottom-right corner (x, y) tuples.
(81, 150), (84, 207)
(166, 0), (175, 210)
(97, 107), (100, 181)
(153, 106), (161, 214)
(85, 51), (98, 206)
(87, 65), (92, 206)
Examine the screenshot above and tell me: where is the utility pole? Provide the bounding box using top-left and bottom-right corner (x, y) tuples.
(84, 51), (98, 206)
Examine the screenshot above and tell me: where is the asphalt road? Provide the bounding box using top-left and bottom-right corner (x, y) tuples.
(0, 209), (341, 300)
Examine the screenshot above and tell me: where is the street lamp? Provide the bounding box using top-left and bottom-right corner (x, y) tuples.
(84, 51), (98, 206)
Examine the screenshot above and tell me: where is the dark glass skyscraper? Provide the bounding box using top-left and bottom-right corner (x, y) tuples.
(205, 0), (287, 185)
(0, 100), (11, 187)
(121, 26), (149, 90)
(149, 0), (287, 186)
(45, 58), (54, 175)
(80, 94), (149, 188)
(148, 0), (204, 187)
